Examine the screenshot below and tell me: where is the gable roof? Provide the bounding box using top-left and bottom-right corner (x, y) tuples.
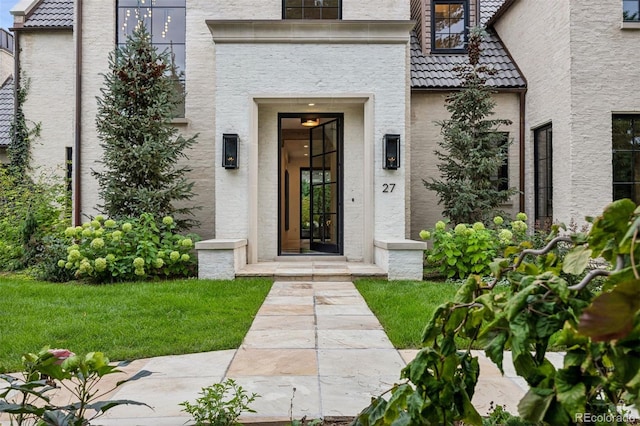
(0, 76), (14, 147)
(411, 29), (525, 89)
(23, 0), (74, 28)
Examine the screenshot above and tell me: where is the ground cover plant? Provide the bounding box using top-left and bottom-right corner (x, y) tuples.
(354, 279), (459, 348)
(0, 276), (272, 373)
(354, 199), (640, 425)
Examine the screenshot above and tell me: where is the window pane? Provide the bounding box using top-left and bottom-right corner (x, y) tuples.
(285, 8), (303, 18)
(613, 151), (633, 182)
(434, 4), (449, 19)
(624, 0), (640, 20)
(284, 0), (341, 19)
(303, 8), (322, 19)
(151, 8), (185, 44)
(614, 184), (633, 200)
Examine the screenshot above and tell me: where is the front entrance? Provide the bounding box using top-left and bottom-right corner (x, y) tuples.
(278, 113), (343, 255)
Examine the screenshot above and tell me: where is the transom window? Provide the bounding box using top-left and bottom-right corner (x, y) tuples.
(612, 115), (640, 202)
(117, 0), (186, 115)
(432, 0), (468, 52)
(624, 0), (640, 21)
(283, 0), (341, 20)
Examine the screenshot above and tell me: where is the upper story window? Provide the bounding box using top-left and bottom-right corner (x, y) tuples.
(117, 1), (186, 117)
(432, 0), (468, 52)
(624, 0), (640, 21)
(283, 0), (341, 19)
(613, 115), (640, 203)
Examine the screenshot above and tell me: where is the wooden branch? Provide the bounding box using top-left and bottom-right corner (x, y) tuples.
(568, 255), (625, 291)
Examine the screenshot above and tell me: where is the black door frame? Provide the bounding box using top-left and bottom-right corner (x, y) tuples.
(277, 112), (344, 256)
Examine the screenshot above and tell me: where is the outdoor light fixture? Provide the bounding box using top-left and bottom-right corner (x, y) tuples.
(301, 118), (320, 127)
(222, 133), (239, 169)
(383, 134), (400, 170)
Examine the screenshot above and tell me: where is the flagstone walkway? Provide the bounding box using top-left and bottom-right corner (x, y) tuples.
(89, 280), (539, 425)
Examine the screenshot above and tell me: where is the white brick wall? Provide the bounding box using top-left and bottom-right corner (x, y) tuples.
(495, 0), (640, 226)
(213, 41), (409, 261)
(21, 31), (74, 183)
(0, 48), (12, 84)
(410, 92), (521, 235)
(208, 0), (409, 20)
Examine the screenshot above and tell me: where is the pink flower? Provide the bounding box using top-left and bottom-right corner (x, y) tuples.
(48, 349), (75, 364)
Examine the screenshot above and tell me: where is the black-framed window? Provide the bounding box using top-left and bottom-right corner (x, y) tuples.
(117, 0), (186, 116)
(612, 115), (640, 203)
(624, 0), (640, 21)
(283, 0), (341, 20)
(490, 132), (509, 192)
(432, 0), (468, 52)
(534, 124), (553, 226)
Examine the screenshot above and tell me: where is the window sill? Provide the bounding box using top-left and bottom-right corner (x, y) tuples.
(171, 117), (189, 125)
(621, 21), (640, 29)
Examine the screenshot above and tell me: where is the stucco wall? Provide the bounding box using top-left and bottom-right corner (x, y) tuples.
(207, 0), (409, 20)
(20, 30), (74, 182)
(495, 0), (571, 226)
(410, 91), (521, 236)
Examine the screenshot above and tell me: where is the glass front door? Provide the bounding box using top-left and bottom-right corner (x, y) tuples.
(309, 119), (341, 253)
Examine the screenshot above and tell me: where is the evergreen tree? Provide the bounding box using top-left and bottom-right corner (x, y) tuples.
(424, 27), (516, 225)
(93, 24), (198, 229)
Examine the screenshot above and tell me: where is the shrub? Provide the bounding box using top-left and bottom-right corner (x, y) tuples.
(421, 214), (529, 279)
(0, 167), (70, 271)
(60, 213), (199, 283)
(180, 378), (258, 426)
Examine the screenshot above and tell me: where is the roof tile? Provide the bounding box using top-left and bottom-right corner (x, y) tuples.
(0, 76), (14, 147)
(24, 0), (74, 28)
(410, 30), (526, 89)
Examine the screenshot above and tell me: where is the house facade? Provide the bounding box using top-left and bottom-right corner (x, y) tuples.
(4, 0), (639, 279)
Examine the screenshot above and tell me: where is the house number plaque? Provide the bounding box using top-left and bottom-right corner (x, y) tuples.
(382, 183), (396, 193)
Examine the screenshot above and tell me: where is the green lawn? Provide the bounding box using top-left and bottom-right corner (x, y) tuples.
(355, 279), (459, 349)
(0, 276), (272, 373)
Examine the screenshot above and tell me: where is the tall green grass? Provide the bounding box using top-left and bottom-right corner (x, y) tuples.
(0, 276), (272, 373)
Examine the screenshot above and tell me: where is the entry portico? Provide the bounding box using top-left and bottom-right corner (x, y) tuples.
(197, 20), (426, 280)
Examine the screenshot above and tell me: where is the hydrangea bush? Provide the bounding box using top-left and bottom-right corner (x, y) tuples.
(421, 213), (529, 279)
(59, 213), (199, 283)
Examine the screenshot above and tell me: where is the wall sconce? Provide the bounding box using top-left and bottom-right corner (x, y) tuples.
(383, 134), (400, 170)
(222, 133), (239, 169)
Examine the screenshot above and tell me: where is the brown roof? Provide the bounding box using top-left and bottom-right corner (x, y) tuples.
(0, 76), (14, 147)
(23, 0), (74, 28)
(411, 29), (525, 89)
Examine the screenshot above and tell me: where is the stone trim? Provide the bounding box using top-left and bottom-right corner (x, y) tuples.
(196, 239), (248, 280)
(621, 21), (640, 30)
(373, 239), (426, 280)
(206, 20), (416, 44)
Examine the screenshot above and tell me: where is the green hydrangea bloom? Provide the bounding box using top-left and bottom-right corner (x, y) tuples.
(82, 222), (91, 229)
(181, 254), (190, 262)
(122, 222), (133, 232)
(104, 219), (116, 228)
(67, 244), (79, 253)
(181, 238), (193, 248)
(499, 229), (513, 244)
(154, 258), (165, 268)
(106, 254), (116, 263)
(64, 227), (77, 238)
(511, 220), (528, 233)
(133, 257), (145, 268)
(454, 224), (467, 235)
(91, 220), (101, 229)
(82, 228), (93, 238)
(95, 215), (105, 222)
(67, 249), (82, 262)
(65, 262), (73, 270)
(419, 230), (431, 240)
(170, 251), (180, 261)
(94, 257), (107, 272)
(134, 268), (145, 276)
(472, 222), (485, 231)
(435, 221), (446, 231)
(94, 228), (104, 237)
(162, 216), (174, 226)
(516, 212), (528, 221)
(493, 216), (504, 225)
(90, 238), (105, 250)
(57, 260), (66, 268)
(111, 230), (123, 241)
(157, 251), (165, 259)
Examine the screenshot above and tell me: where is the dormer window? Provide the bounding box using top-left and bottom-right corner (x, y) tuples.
(624, 0), (640, 21)
(283, 0), (341, 19)
(432, 0), (468, 52)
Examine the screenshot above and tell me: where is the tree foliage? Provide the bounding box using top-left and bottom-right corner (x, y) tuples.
(7, 78), (40, 180)
(93, 25), (198, 229)
(355, 199), (640, 425)
(424, 26), (516, 225)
